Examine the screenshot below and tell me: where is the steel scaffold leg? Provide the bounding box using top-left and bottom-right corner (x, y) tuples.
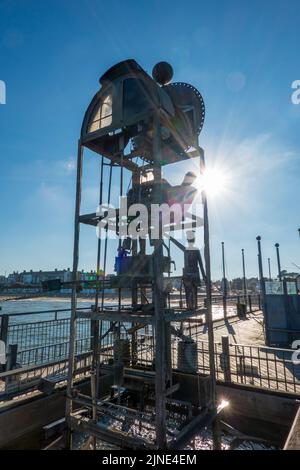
(65, 142), (83, 449)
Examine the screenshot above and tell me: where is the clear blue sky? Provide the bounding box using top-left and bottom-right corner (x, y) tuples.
(0, 0), (299, 279)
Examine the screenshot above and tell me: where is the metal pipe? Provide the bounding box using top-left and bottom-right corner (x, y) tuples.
(118, 149), (124, 341)
(221, 241), (227, 318)
(257, 236), (269, 343)
(242, 248), (247, 304)
(101, 163), (113, 309)
(152, 113), (167, 449)
(65, 142), (83, 449)
(275, 243), (282, 281)
(91, 156), (105, 448)
(257, 237), (265, 289)
(268, 257), (272, 280)
(200, 148), (221, 450)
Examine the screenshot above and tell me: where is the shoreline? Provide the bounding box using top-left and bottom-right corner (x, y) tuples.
(0, 294), (131, 303)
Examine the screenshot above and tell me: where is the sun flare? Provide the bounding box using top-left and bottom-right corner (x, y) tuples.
(197, 167), (230, 198)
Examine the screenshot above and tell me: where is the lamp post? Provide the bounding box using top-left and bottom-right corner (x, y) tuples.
(275, 243), (282, 281)
(257, 236), (269, 343)
(221, 241), (227, 318)
(257, 236), (264, 288)
(242, 248), (247, 304)
(268, 257), (272, 280)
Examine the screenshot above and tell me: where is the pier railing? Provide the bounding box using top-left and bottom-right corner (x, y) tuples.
(1, 295), (260, 369)
(0, 352), (93, 399)
(190, 339), (300, 394)
(1, 333), (299, 401)
(5, 295), (298, 403)
(1, 310), (121, 368)
(0, 307), (91, 366)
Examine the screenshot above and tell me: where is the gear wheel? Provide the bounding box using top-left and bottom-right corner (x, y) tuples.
(164, 82), (205, 135)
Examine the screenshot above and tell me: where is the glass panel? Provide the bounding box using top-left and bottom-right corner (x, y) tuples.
(286, 282), (297, 295)
(265, 281), (284, 295)
(123, 78), (150, 120)
(88, 91), (112, 133)
(89, 120), (100, 133)
(101, 95), (112, 118)
(93, 108), (101, 121)
(100, 116), (112, 129)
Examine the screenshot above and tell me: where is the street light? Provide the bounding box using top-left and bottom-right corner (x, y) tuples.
(275, 243), (282, 281)
(242, 248), (247, 304)
(268, 258), (272, 280)
(221, 242), (227, 318)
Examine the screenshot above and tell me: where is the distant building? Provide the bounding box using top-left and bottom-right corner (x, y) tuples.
(18, 269), (70, 284)
(7, 271), (21, 284)
(3, 268), (104, 287)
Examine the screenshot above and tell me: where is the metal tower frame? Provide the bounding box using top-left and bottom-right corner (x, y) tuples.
(64, 62), (220, 450)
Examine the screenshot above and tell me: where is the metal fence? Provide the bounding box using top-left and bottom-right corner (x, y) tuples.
(3, 295), (297, 402)
(169, 337), (300, 395)
(218, 341), (300, 394)
(0, 307), (91, 366)
(0, 295), (261, 365)
(0, 352), (93, 400)
(0, 306), (153, 368)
